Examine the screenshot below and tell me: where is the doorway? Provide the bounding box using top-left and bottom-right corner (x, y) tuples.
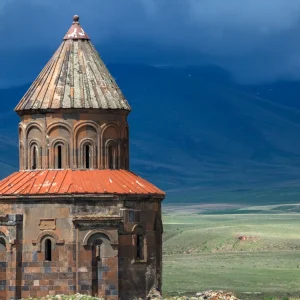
(85, 232), (118, 299)
(92, 240), (102, 297)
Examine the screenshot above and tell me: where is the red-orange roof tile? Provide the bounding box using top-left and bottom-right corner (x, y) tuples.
(0, 170), (165, 197)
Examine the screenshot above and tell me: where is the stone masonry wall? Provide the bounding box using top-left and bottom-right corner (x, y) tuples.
(0, 197), (163, 299)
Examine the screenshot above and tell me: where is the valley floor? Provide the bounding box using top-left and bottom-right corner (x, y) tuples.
(162, 203), (300, 299)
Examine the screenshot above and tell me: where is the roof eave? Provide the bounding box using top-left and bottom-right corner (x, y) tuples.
(14, 107), (132, 116)
(0, 193), (165, 200)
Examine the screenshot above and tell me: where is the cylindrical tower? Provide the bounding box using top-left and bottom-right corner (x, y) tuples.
(15, 15), (130, 171)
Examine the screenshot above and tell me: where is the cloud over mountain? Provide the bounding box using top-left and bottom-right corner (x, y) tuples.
(1, 0), (300, 86)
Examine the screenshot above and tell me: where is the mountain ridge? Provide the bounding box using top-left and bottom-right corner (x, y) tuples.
(1, 64), (300, 204)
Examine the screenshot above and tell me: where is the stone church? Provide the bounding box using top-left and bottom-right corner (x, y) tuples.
(0, 16), (165, 300)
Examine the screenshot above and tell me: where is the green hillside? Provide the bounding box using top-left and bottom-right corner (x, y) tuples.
(162, 206), (300, 299)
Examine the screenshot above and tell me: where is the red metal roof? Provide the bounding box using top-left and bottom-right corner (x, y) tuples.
(0, 170), (165, 197)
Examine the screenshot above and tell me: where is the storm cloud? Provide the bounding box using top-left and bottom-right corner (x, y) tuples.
(1, 0), (300, 86)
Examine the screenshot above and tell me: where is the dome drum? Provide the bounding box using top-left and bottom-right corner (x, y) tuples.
(19, 112), (129, 171)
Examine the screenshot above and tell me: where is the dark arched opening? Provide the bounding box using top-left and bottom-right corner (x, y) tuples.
(136, 234), (144, 260)
(57, 145), (62, 169)
(85, 144), (90, 169)
(108, 144), (115, 169)
(45, 239), (52, 261)
(92, 240), (102, 297)
(32, 146), (37, 170)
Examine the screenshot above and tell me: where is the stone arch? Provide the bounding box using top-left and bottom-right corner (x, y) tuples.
(26, 122), (43, 169)
(25, 121), (43, 139)
(119, 122), (129, 139)
(50, 138), (70, 169)
(75, 122), (99, 168)
(47, 121), (72, 136)
(0, 227), (9, 240)
(0, 227), (14, 251)
(83, 229), (118, 246)
(47, 123), (72, 167)
(32, 231), (64, 252)
(74, 121), (99, 139)
(101, 124), (119, 168)
(131, 224), (145, 235)
(0, 230), (9, 247)
(101, 123), (119, 140)
(79, 138), (97, 169)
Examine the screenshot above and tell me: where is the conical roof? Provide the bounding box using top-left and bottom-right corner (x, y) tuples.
(15, 15), (131, 113)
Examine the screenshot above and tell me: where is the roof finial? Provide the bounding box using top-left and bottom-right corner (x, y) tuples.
(63, 14), (90, 40)
(73, 15), (80, 24)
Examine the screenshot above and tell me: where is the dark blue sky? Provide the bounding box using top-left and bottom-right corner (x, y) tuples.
(1, 0), (300, 87)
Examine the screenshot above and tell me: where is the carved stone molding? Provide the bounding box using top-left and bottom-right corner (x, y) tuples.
(82, 229), (118, 246)
(39, 218), (56, 231)
(32, 230), (64, 252)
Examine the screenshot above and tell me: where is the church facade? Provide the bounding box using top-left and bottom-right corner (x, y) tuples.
(0, 16), (165, 300)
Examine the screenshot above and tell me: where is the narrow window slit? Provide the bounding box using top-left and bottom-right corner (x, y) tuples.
(45, 239), (52, 261)
(85, 144), (90, 169)
(57, 145), (62, 169)
(32, 146), (37, 170)
(108, 145), (115, 169)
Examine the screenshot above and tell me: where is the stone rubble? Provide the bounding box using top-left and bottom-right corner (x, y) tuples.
(146, 289), (240, 300)
(22, 290), (240, 300)
(195, 290), (239, 300)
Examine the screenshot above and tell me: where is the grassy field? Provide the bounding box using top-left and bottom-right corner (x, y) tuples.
(162, 203), (300, 299)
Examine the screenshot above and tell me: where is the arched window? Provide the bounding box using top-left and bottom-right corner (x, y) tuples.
(132, 226), (146, 261)
(57, 145), (62, 169)
(108, 145), (114, 169)
(45, 239), (52, 261)
(52, 141), (68, 169)
(136, 234), (144, 260)
(79, 140), (96, 169)
(31, 145), (38, 170)
(85, 144), (90, 169)
(107, 142), (117, 169)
